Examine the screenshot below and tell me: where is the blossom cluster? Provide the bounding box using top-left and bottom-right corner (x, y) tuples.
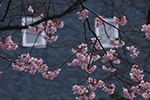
(101, 65), (116, 72)
(42, 68), (61, 80)
(122, 65), (150, 100)
(102, 49), (120, 64)
(126, 46), (139, 59)
(68, 43), (100, 74)
(72, 84), (95, 100)
(77, 9), (89, 20)
(123, 80), (150, 100)
(129, 64), (144, 82)
(113, 16), (127, 26)
(28, 5), (64, 43)
(72, 77), (115, 100)
(91, 36), (102, 50)
(122, 87), (136, 100)
(95, 16), (104, 27)
(135, 80), (150, 99)
(12, 54), (61, 80)
(102, 83), (116, 95)
(109, 38), (125, 48)
(87, 77), (105, 91)
(0, 35), (18, 51)
(141, 24), (150, 39)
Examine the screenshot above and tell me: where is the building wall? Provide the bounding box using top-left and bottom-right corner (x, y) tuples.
(0, 0), (149, 100)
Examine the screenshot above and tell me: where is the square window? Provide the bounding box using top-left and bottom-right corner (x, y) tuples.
(22, 17), (46, 48)
(95, 18), (119, 48)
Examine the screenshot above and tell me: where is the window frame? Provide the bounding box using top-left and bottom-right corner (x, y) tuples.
(95, 18), (119, 48)
(22, 17), (46, 48)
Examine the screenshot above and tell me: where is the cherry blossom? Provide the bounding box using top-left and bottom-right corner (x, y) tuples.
(102, 49), (120, 64)
(28, 26), (43, 34)
(87, 77), (105, 91)
(122, 87), (136, 100)
(102, 83), (115, 94)
(95, 16), (104, 27)
(72, 84), (96, 100)
(68, 43), (100, 74)
(54, 20), (64, 28)
(113, 16), (127, 26)
(27, 12), (64, 43)
(127, 46), (137, 53)
(12, 54), (48, 75)
(72, 85), (88, 95)
(101, 65), (116, 72)
(37, 13), (44, 20)
(77, 9), (89, 20)
(109, 38), (125, 47)
(28, 5), (34, 14)
(43, 35), (58, 43)
(0, 35), (18, 51)
(40, 20), (64, 43)
(42, 68), (61, 80)
(136, 80), (150, 99)
(129, 64), (144, 82)
(91, 36), (102, 50)
(141, 24), (150, 39)
(127, 46), (139, 59)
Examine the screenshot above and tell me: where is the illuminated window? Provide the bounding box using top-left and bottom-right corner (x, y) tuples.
(95, 18), (119, 48)
(22, 17), (46, 48)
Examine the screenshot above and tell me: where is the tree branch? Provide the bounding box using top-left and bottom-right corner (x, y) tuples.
(0, 0), (86, 31)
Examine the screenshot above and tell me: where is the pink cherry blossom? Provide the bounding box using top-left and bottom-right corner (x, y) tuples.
(77, 9), (89, 20)
(102, 83), (115, 94)
(113, 16), (127, 26)
(12, 54), (48, 75)
(122, 87), (136, 100)
(102, 49), (120, 64)
(91, 36), (102, 50)
(0, 35), (18, 51)
(127, 46), (137, 53)
(101, 65), (116, 72)
(86, 65), (97, 74)
(28, 26), (43, 34)
(87, 77), (104, 91)
(136, 80), (150, 98)
(72, 85), (88, 95)
(43, 35), (58, 43)
(109, 38), (125, 47)
(28, 5), (34, 13)
(142, 92), (150, 100)
(95, 16), (104, 27)
(88, 91), (96, 100)
(68, 43), (100, 74)
(42, 68), (61, 80)
(129, 64), (144, 82)
(141, 24), (150, 39)
(127, 46), (139, 59)
(55, 21), (64, 28)
(72, 84), (96, 100)
(141, 24), (150, 33)
(75, 91), (96, 100)
(76, 96), (89, 100)
(37, 13), (44, 20)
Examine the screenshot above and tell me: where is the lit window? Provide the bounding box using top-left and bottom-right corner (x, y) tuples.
(22, 17), (46, 48)
(95, 18), (119, 48)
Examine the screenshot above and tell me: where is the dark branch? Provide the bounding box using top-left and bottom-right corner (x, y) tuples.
(0, 0), (86, 31)
(0, 0), (12, 22)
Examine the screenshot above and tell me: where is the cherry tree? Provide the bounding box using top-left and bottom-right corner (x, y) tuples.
(0, 0), (150, 100)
